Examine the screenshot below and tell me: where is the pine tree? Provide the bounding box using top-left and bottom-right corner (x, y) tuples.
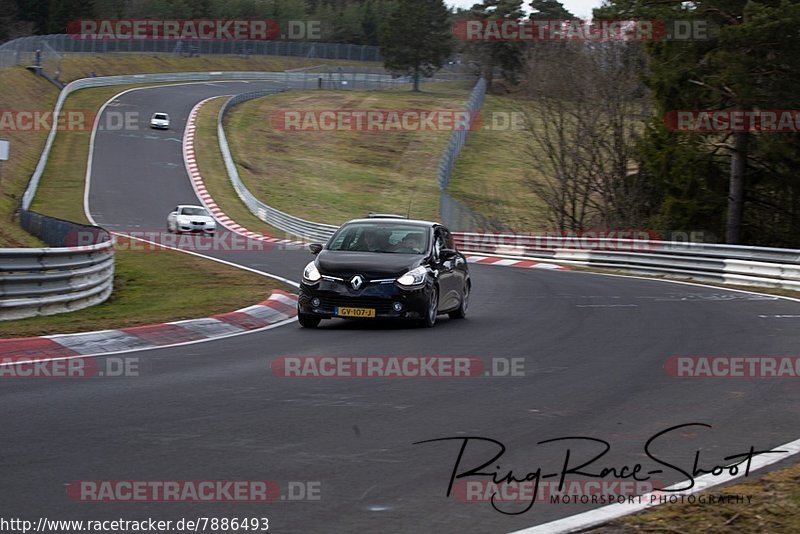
(528, 0), (573, 20)
(595, 0), (800, 245)
(379, 0), (453, 91)
(462, 0), (526, 87)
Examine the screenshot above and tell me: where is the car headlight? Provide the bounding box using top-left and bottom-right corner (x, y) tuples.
(397, 266), (427, 287)
(303, 261), (321, 283)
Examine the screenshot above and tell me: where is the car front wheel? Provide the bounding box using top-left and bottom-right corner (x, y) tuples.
(298, 313), (321, 328)
(420, 286), (438, 328)
(449, 281), (469, 319)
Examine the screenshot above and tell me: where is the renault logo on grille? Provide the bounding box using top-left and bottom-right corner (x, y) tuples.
(350, 275), (364, 290)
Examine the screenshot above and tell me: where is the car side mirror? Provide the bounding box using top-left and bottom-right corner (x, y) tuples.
(440, 248), (458, 260)
(309, 243), (323, 255)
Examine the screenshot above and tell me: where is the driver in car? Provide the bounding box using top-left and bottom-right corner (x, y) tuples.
(397, 233), (422, 253)
(361, 229), (382, 252)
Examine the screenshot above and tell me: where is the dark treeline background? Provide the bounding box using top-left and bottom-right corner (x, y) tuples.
(1, 0), (402, 45)
(453, 0), (800, 246)
(595, 0), (800, 246)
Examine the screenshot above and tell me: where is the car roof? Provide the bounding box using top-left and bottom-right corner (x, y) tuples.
(177, 204), (206, 210)
(367, 213), (408, 219)
(343, 217), (439, 228)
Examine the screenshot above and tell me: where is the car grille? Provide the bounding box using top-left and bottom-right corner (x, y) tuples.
(319, 296), (393, 313)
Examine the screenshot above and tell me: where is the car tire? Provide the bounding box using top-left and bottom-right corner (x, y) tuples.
(420, 286), (438, 328)
(449, 281), (469, 319)
(298, 313), (321, 328)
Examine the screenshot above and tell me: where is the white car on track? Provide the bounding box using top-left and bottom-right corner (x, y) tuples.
(167, 205), (216, 234)
(150, 112), (170, 129)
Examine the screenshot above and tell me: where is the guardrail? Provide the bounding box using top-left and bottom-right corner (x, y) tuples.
(13, 70), (387, 321)
(14, 68), (796, 324)
(1, 211), (114, 320)
(214, 75), (483, 241)
(22, 69), (417, 211)
(215, 73), (455, 241)
(217, 89), (340, 243)
(10, 69), (423, 321)
(453, 232), (800, 291)
(214, 78), (800, 294)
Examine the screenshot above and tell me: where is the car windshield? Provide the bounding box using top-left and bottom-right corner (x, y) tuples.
(153, 114), (168, 120)
(180, 207), (208, 216)
(328, 223), (429, 254)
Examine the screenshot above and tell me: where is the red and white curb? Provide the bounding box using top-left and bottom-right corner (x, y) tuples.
(465, 254), (567, 270)
(0, 290), (297, 361)
(182, 98), (305, 248)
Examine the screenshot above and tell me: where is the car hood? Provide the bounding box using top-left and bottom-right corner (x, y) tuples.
(177, 215), (215, 224)
(317, 251), (425, 279)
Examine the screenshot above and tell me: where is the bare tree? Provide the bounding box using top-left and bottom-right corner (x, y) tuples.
(521, 41), (650, 231)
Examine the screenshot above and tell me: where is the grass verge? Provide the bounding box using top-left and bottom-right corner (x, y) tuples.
(2, 54), (377, 244)
(0, 236), (283, 338)
(0, 67), (57, 247)
(223, 81), (473, 225)
(600, 462), (800, 533)
(447, 94), (547, 231)
(192, 96), (288, 237)
(2, 81), (290, 337)
(30, 85), (129, 222)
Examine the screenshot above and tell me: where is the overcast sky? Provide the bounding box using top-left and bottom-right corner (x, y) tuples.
(448, 0), (605, 20)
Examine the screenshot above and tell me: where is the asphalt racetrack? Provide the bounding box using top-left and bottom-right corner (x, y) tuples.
(3, 80), (800, 533)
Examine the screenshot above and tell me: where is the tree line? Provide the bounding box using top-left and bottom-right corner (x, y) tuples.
(453, 0), (800, 247)
(4, 0), (400, 45)
(591, 0), (800, 246)
(4, 0), (799, 246)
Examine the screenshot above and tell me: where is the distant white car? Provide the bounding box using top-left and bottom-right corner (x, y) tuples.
(167, 205), (216, 234)
(150, 112), (170, 129)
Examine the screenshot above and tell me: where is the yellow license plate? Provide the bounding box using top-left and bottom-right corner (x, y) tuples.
(336, 307), (376, 318)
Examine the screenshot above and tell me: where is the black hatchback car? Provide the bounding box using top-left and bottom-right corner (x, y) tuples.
(297, 216), (470, 328)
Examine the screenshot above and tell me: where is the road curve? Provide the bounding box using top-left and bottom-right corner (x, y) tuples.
(2, 80), (800, 533)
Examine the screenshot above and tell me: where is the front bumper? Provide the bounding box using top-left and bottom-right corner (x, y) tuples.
(298, 278), (430, 320)
(177, 223), (215, 233)
(150, 123), (169, 129)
